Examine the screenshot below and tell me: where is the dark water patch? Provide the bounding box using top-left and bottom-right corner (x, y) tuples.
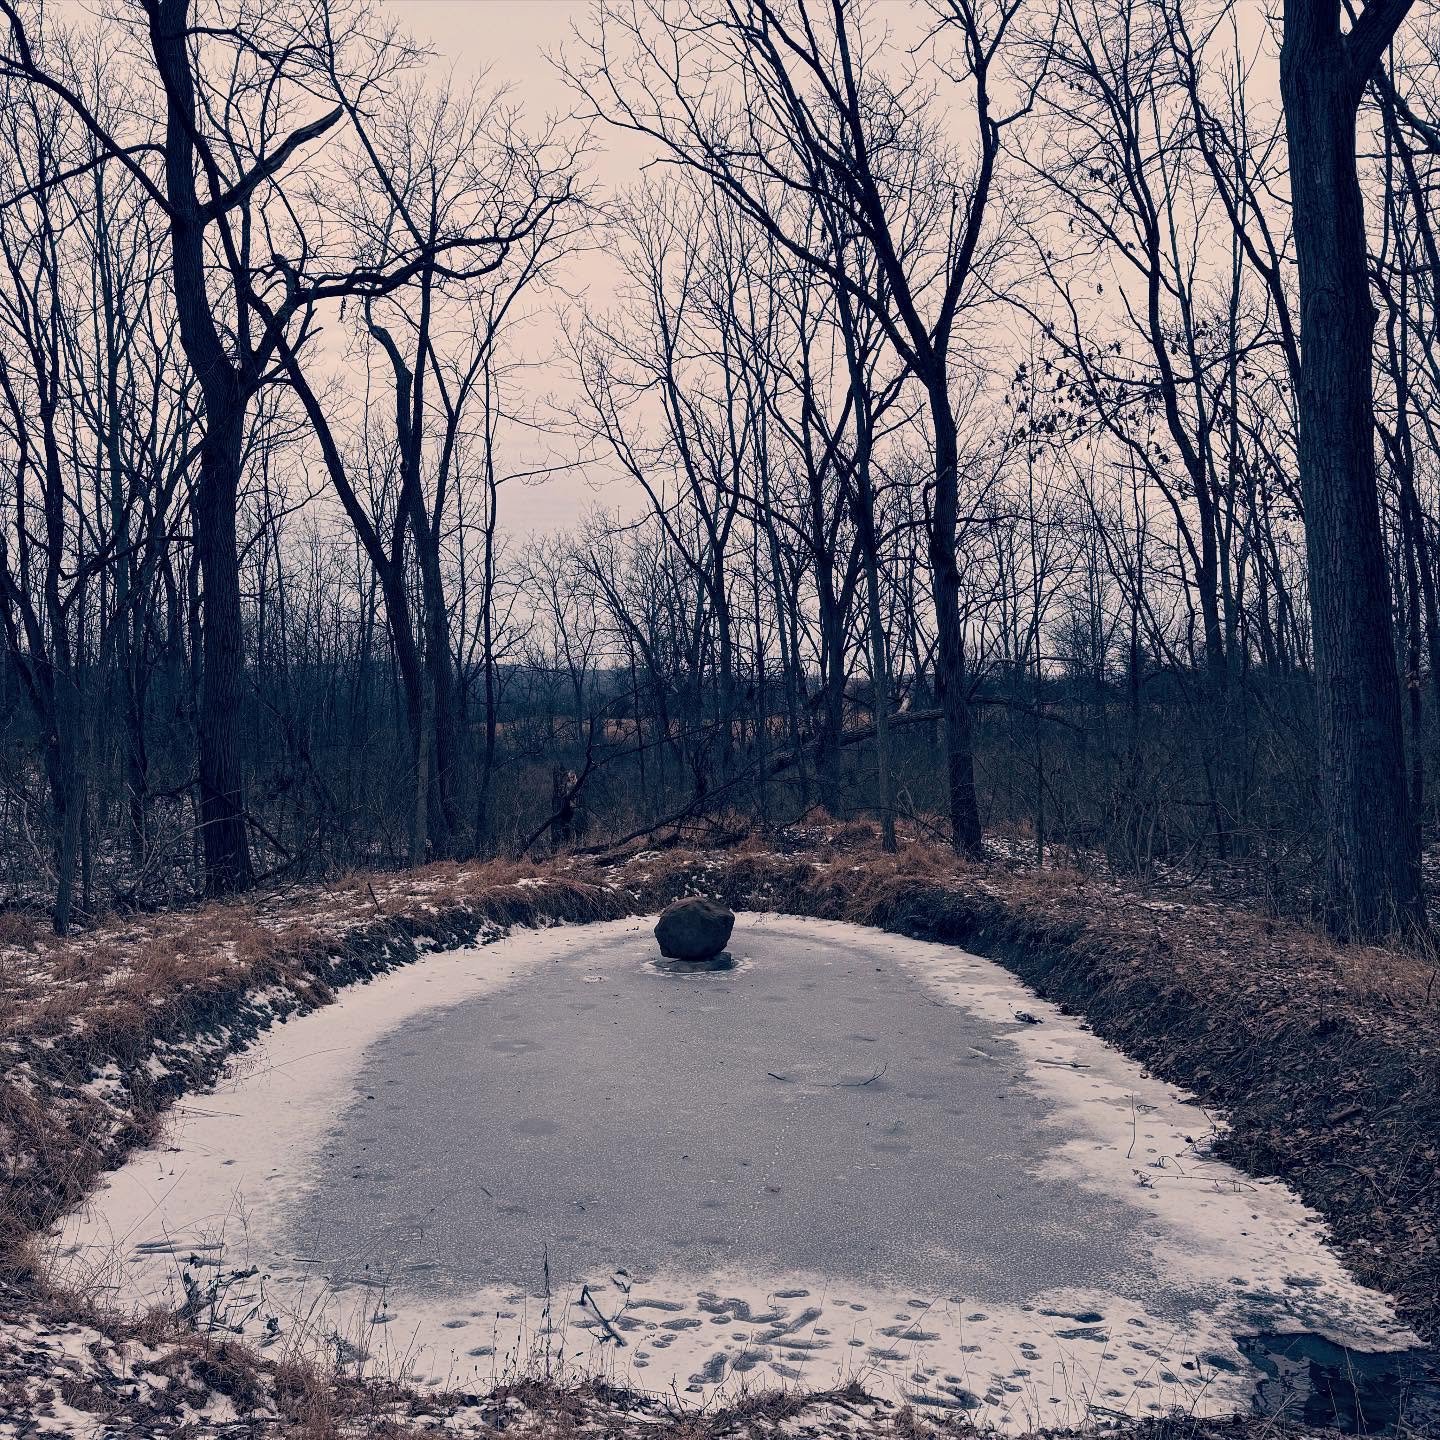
(690, 1352), (729, 1384)
(1240, 1332), (1440, 1435)
(879, 1325), (941, 1341)
(906, 1389), (976, 1411)
(730, 1349), (771, 1372)
(653, 952), (735, 973)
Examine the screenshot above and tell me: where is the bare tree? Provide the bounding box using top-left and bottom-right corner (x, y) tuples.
(568, 0), (1033, 854)
(1281, 0), (1422, 936)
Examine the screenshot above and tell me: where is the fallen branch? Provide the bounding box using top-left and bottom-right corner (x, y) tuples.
(578, 1284), (626, 1347)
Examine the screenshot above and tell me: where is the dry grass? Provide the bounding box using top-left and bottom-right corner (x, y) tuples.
(0, 908), (44, 952)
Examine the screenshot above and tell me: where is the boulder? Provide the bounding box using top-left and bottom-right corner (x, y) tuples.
(655, 897), (735, 962)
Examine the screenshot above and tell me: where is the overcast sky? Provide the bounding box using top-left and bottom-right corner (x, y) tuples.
(391, 0), (587, 88)
(383, 1), (636, 538)
(384, 0), (1282, 543)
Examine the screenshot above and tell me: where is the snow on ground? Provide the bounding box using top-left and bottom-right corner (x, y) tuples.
(46, 917), (1417, 1434)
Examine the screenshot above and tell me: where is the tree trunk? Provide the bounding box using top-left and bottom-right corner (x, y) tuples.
(46, 712), (82, 935)
(153, 0), (252, 895)
(1281, 0), (1422, 937)
(929, 389), (984, 855)
(473, 516), (500, 857)
(411, 670), (433, 866)
(193, 410), (254, 895)
(417, 544), (462, 857)
(817, 608), (847, 815)
(854, 454), (896, 852)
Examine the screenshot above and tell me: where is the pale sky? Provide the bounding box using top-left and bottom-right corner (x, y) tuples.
(382, 2), (631, 537)
(382, 0), (1283, 542)
(379, 1), (949, 539)
(388, 0), (589, 84)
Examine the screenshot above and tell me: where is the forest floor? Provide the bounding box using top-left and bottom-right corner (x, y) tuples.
(1, 823), (1438, 1436)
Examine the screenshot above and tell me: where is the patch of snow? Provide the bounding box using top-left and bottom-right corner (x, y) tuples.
(49, 915), (1417, 1435)
(781, 914), (1415, 1354)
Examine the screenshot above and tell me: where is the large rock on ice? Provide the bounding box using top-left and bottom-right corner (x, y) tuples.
(654, 897), (735, 962)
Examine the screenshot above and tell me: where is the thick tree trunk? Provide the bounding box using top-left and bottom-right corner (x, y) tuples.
(153, 0), (252, 895)
(1281, 0), (1422, 937)
(193, 412), (254, 894)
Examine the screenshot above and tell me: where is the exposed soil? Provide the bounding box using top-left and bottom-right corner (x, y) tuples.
(2, 829), (1438, 1435)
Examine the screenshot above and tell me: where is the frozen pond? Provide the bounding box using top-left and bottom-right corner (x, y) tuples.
(54, 914), (1423, 1431)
